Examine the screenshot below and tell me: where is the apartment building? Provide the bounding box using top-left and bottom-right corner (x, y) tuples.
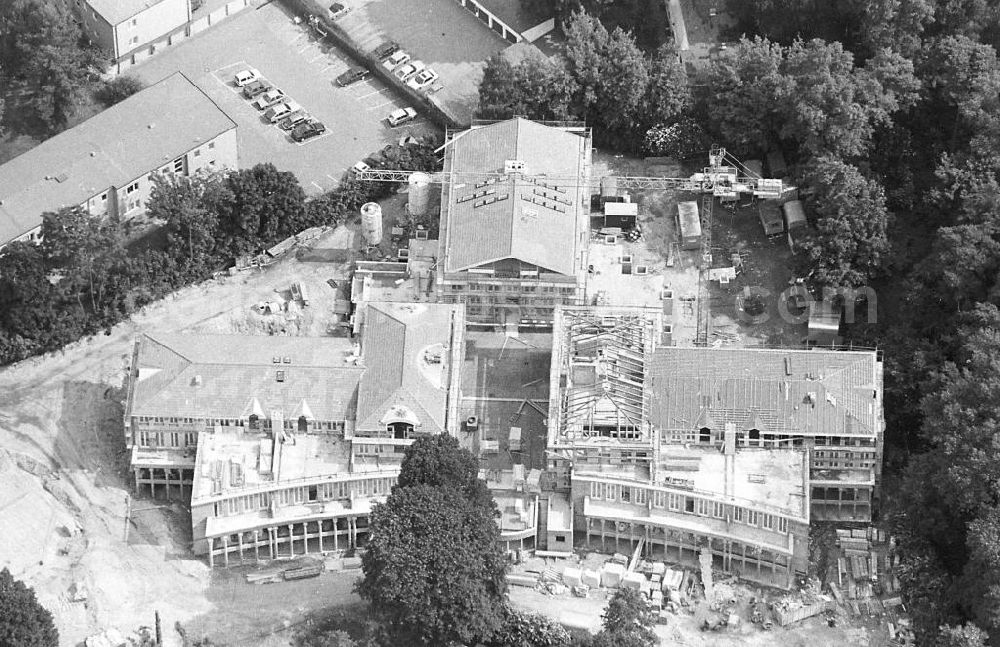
(0, 72), (237, 249)
(71, 0), (190, 61)
(124, 302), (465, 566)
(436, 118), (592, 326)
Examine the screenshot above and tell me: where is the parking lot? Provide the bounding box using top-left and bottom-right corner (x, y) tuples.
(129, 1), (438, 194)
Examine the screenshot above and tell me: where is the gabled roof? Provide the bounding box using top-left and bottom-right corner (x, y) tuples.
(87, 0), (181, 27)
(440, 118), (589, 275)
(649, 347), (883, 437)
(0, 73), (236, 245)
(355, 302), (464, 433)
(128, 333), (362, 422)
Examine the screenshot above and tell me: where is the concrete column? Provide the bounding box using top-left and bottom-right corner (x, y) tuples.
(333, 520), (339, 551)
(303, 522), (309, 555)
(208, 538), (214, 568)
(254, 530), (260, 561)
(222, 536), (229, 567)
(269, 527), (277, 559)
(318, 521), (324, 553)
(288, 524), (294, 557)
(238, 533), (245, 564)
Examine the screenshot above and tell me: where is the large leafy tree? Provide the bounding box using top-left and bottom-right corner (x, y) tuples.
(0, 0), (104, 132)
(477, 52), (578, 122)
(0, 568), (58, 647)
(636, 44), (690, 132)
(486, 609), (571, 647)
(357, 485), (508, 646)
(796, 156), (890, 287)
(147, 172), (224, 272)
(398, 435), (495, 509)
(592, 588), (657, 647)
(213, 164), (307, 258)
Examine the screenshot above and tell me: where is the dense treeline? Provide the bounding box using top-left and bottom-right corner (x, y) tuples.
(0, 143), (439, 367)
(478, 2), (1000, 644)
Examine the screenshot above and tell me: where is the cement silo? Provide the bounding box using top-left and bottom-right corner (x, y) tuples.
(408, 172), (431, 217)
(360, 202), (383, 246)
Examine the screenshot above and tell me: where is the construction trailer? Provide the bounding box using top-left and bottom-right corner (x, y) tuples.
(676, 201), (702, 250)
(807, 300), (843, 345)
(758, 201), (784, 237)
(782, 199), (807, 232)
(603, 200), (638, 230)
(767, 149), (789, 178)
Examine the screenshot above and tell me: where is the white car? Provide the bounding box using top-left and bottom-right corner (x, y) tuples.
(407, 68), (439, 90)
(381, 50), (410, 72)
(234, 68), (261, 87)
(265, 100), (301, 123)
(386, 107), (417, 127)
(328, 2), (350, 19)
(394, 60), (425, 82)
(252, 89), (284, 110)
(352, 160), (371, 174)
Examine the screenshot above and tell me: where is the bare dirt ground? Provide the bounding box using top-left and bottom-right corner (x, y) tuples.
(0, 225), (364, 646)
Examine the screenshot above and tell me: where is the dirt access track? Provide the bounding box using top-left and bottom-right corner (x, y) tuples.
(0, 226), (366, 647)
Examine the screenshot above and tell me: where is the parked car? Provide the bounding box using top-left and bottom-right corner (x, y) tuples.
(242, 79), (271, 99)
(406, 68), (438, 90)
(265, 100), (301, 123)
(381, 50), (410, 72)
(352, 160), (371, 174)
(371, 41), (399, 60)
(336, 66), (371, 87)
(292, 120), (326, 142)
(394, 60), (424, 82)
(252, 89), (284, 109)
(328, 2), (350, 19)
(278, 109), (309, 130)
(386, 107), (417, 127)
(234, 68), (261, 87)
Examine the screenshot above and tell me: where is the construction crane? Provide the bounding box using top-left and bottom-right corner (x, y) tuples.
(354, 146), (784, 200)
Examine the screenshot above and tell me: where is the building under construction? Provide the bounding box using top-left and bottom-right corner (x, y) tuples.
(436, 118), (592, 327)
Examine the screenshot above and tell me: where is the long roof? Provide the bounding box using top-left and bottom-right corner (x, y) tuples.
(648, 347), (882, 437)
(0, 72), (236, 245)
(355, 302), (464, 433)
(440, 118), (589, 275)
(129, 333), (362, 422)
(87, 0), (179, 26)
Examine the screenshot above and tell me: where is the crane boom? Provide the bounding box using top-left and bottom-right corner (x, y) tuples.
(353, 169), (784, 198)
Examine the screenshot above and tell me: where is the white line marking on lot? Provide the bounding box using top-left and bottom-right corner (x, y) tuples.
(356, 88), (388, 99)
(296, 130), (335, 147)
(311, 181), (324, 191)
(367, 99), (395, 111)
(215, 60), (248, 73)
(326, 173), (339, 181)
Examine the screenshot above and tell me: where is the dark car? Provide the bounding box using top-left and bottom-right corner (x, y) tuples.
(336, 66), (371, 87)
(371, 41), (400, 60)
(242, 79), (271, 99)
(292, 120), (326, 142)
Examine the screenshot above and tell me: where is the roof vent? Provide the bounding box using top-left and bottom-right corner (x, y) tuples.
(192, 375), (203, 386)
(276, 370), (285, 382)
(283, 356), (291, 364)
(90, 151), (96, 157)
(148, 123), (155, 129)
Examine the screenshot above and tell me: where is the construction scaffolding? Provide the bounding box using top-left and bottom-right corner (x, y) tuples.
(695, 195), (714, 346)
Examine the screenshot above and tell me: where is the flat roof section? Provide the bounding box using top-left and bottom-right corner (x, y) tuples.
(0, 73), (236, 244)
(657, 445), (809, 518)
(87, 0), (178, 26)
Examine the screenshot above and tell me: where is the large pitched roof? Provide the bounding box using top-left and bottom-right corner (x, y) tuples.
(648, 347), (883, 437)
(440, 118), (589, 275)
(0, 73), (236, 245)
(355, 302), (463, 433)
(87, 0), (179, 25)
(129, 333), (362, 422)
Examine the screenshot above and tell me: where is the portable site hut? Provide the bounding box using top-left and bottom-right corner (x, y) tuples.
(603, 200), (638, 229)
(676, 201), (702, 250)
(600, 176), (619, 204)
(758, 201), (784, 237)
(782, 199), (807, 232)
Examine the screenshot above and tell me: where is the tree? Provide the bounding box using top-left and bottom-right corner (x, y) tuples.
(561, 11), (649, 130)
(795, 156), (890, 287)
(147, 172), (223, 271)
(0, 568), (59, 647)
(0, 0), (104, 132)
(398, 435), (496, 516)
(642, 118), (710, 158)
(214, 164), (307, 258)
(699, 36), (791, 154)
(636, 44), (690, 132)
(477, 52), (578, 122)
(937, 623), (990, 647)
(95, 75), (145, 107)
(357, 485), (508, 646)
(487, 609), (571, 647)
(592, 588), (656, 647)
